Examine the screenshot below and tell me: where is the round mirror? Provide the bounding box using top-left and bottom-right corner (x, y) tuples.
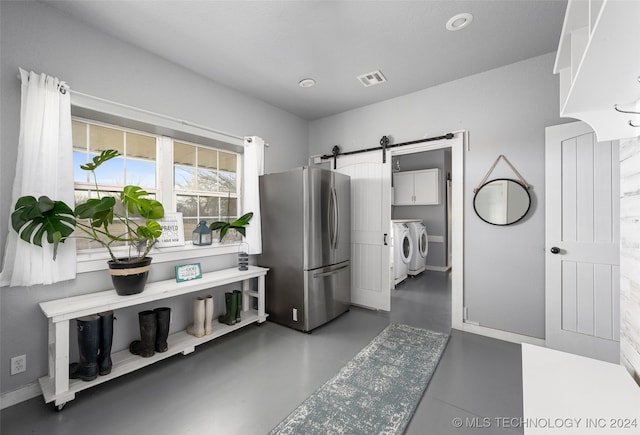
(473, 178), (531, 226)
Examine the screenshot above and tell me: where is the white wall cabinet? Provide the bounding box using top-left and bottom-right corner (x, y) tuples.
(554, 0), (640, 141)
(38, 266), (268, 410)
(393, 169), (440, 205)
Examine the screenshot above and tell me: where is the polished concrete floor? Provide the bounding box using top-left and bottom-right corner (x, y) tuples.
(1, 271), (523, 434)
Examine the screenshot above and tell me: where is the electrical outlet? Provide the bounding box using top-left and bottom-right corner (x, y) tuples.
(10, 355), (26, 375)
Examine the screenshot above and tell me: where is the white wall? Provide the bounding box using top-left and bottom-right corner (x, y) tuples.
(0, 1), (308, 396)
(309, 52), (572, 339)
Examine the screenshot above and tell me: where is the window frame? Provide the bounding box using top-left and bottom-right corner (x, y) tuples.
(172, 137), (243, 238)
(71, 116), (244, 274)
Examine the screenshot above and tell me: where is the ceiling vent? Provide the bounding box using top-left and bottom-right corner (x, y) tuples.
(357, 70), (387, 87)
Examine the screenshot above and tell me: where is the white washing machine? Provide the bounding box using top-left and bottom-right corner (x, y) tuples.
(392, 221), (413, 286)
(406, 221), (428, 275)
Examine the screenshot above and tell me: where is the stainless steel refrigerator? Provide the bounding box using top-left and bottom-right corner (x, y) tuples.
(259, 166), (350, 332)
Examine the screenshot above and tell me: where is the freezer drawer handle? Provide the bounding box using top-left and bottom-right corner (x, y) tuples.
(313, 264), (349, 278)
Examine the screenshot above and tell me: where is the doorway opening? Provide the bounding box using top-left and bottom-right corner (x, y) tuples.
(390, 131), (468, 329)
(390, 148), (453, 332)
(315, 131), (464, 327)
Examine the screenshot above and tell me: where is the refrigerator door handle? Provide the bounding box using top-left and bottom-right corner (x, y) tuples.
(313, 263), (349, 278)
(328, 187), (335, 249)
(331, 186), (339, 249)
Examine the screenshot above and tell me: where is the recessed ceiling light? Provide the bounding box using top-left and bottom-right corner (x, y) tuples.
(298, 78), (316, 88)
(446, 13), (473, 31)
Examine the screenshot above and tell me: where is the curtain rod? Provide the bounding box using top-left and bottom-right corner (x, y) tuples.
(71, 89), (246, 142)
(17, 69), (246, 143)
(18, 69), (70, 94)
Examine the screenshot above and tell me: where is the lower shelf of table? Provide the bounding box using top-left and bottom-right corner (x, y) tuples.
(39, 309), (268, 405)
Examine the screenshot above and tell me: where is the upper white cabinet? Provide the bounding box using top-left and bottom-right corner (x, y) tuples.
(554, 0), (640, 141)
(393, 169), (440, 205)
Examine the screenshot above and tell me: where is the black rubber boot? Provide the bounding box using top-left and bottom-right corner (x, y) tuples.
(233, 290), (242, 323)
(154, 307), (171, 353)
(129, 310), (157, 358)
(218, 292), (237, 325)
(69, 315), (100, 382)
(98, 311), (114, 376)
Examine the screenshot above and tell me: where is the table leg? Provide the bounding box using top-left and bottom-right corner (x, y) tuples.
(242, 279), (250, 312)
(257, 275), (266, 323)
(53, 320), (70, 397)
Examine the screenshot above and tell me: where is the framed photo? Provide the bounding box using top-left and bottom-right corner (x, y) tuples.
(157, 212), (185, 247)
(175, 263), (202, 282)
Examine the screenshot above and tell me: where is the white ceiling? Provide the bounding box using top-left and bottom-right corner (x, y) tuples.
(45, 0), (567, 121)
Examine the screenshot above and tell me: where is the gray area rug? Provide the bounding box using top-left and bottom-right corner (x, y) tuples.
(270, 323), (449, 435)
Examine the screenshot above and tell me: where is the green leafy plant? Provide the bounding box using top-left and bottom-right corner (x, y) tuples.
(11, 149), (165, 262)
(209, 212), (253, 241)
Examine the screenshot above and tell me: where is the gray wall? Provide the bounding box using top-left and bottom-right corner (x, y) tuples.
(310, 52), (571, 339)
(392, 150), (451, 269)
(0, 1), (308, 396)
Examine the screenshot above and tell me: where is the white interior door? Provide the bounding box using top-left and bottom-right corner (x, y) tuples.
(545, 121), (620, 363)
(334, 151), (391, 311)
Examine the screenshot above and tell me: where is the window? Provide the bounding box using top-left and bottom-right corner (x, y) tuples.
(72, 118), (241, 251)
(174, 141), (239, 238)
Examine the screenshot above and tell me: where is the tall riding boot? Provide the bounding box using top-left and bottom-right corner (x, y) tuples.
(154, 307), (171, 352)
(129, 310), (157, 358)
(187, 297), (206, 337)
(98, 311), (114, 376)
(204, 295), (214, 335)
(233, 290), (242, 323)
(69, 315), (100, 381)
(218, 292), (237, 325)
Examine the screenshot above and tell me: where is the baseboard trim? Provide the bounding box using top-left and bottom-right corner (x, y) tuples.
(425, 265), (450, 272)
(427, 235), (445, 243)
(1, 382), (41, 410)
(458, 322), (546, 346)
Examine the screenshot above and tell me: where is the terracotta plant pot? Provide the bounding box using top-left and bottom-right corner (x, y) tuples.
(107, 257), (153, 296)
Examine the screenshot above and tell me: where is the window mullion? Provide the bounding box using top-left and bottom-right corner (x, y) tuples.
(158, 136), (174, 211)
(237, 152), (243, 215)
(123, 130), (128, 185)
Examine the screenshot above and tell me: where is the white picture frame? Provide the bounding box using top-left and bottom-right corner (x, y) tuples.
(157, 212), (185, 247)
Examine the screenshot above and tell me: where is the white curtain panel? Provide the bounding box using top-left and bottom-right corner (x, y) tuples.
(0, 69), (76, 287)
(242, 136), (264, 255)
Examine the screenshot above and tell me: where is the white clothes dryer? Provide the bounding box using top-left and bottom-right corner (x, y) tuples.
(392, 222), (413, 285)
(406, 221), (428, 275)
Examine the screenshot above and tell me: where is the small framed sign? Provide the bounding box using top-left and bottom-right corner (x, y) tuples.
(175, 263), (202, 282)
(157, 212), (185, 247)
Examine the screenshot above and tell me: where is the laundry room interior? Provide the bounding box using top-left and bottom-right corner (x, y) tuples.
(391, 147), (452, 280)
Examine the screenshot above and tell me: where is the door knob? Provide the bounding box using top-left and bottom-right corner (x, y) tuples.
(550, 247), (560, 254)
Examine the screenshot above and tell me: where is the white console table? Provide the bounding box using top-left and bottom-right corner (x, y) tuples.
(38, 265), (268, 410)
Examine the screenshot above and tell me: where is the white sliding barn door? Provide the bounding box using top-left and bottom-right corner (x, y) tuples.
(335, 151), (391, 311)
(545, 122), (620, 363)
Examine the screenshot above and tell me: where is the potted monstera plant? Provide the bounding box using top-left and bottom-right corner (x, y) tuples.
(10, 149), (165, 295)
